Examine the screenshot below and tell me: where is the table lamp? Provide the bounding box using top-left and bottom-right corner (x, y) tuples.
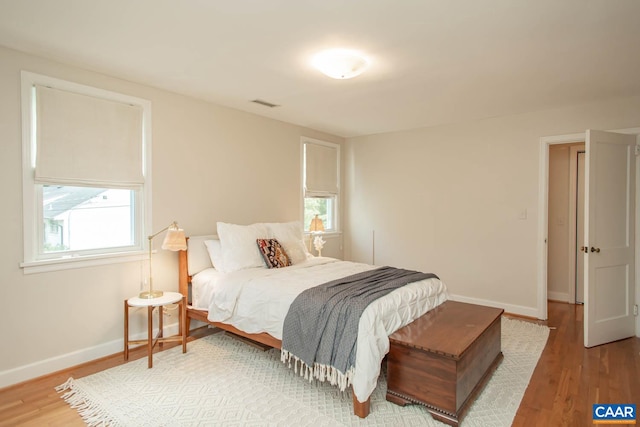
(140, 221), (187, 298)
(308, 214), (325, 253)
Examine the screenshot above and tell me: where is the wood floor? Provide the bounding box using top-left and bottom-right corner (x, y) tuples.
(0, 302), (638, 426)
(511, 302), (640, 427)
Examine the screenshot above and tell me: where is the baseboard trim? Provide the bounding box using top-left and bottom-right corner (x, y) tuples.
(449, 294), (540, 319)
(547, 291), (570, 303)
(0, 323), (179, 389)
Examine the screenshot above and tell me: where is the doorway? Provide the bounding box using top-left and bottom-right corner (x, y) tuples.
(547, 142), (585, 305)
(538, 128), (639, 347)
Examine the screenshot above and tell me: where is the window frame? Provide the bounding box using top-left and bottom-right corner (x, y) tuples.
(301, 137), (340, 234)
(20, 72), (152, 274)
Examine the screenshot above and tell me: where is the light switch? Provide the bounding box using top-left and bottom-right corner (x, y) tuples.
(518, 208), (527, 220)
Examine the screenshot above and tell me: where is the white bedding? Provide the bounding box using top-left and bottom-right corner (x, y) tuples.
(192, 257), (448, 403)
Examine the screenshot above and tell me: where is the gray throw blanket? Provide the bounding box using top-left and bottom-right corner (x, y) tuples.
(281, 266), (439, 390)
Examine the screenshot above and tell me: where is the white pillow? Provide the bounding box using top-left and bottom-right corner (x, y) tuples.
(186, 235), (216, 276)
(216, 222), (270, 272)
(263, 221), (310, 264)
(204, 239), (226, 273)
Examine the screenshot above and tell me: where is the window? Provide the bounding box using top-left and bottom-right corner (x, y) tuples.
(41, 186), (134, 253)
(21, 72), (151, 272)
(302, 138), (340, 232)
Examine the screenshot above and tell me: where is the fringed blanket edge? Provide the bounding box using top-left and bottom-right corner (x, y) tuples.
(280, 349), (355, 392)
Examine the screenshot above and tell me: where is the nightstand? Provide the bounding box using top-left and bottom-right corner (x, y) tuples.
(124, 291), (187, 368)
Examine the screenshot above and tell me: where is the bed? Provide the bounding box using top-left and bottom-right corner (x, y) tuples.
(177, 221), (448, 418)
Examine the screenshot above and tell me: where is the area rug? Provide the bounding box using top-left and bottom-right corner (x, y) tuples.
(57, 317), (549, 426)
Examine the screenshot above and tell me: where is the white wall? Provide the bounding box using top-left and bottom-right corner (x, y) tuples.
(547, 145), (571, 302)
(0, 45), (343, 387)
(344, 95), (640, 317)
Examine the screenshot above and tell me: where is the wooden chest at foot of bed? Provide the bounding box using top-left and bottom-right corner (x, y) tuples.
(386, 301), (504, 426)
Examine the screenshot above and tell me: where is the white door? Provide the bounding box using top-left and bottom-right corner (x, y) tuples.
(584, 130), (636, 347)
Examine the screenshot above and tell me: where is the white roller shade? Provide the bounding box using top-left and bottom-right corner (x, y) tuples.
(304, 141), (338, 195)
(35, 85), (144, 187)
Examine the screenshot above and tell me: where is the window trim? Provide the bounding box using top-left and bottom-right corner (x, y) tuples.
(20, 71), (152, 273)
(301, 137), (340, 234)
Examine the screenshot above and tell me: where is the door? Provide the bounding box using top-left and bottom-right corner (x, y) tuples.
(584, 130), (636, 347)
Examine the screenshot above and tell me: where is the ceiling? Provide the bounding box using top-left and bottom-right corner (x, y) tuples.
(1, 0), (639, 138)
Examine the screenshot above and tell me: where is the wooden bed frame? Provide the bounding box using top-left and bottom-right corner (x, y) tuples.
(177, 248), (371, 418)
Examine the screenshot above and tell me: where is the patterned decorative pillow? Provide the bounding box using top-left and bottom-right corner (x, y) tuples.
(256, 239), (291, 269)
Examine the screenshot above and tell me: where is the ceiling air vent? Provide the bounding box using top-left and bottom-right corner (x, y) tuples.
(251, 99), (280, 108)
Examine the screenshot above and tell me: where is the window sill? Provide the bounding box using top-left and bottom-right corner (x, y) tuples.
(21, 250), (147, 274)
(305, 231), (342, 238)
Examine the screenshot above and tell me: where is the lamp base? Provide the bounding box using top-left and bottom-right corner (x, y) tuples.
(139, 290), (164, 299)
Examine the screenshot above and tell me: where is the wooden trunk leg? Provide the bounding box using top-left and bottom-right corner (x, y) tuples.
(352, 393), (370, 418)
(386, 391), (411, 406)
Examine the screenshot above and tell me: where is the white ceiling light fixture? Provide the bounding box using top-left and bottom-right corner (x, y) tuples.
(312, 48), (370, 80)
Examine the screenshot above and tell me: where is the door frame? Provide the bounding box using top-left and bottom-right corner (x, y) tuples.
(537, 127), (640, 337)
(568, 144), (585, 304)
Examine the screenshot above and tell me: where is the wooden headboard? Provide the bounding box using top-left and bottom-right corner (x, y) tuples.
(178, 247), (190, 302)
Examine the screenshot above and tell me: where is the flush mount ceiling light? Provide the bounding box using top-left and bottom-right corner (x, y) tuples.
(312, 49), (370, 79)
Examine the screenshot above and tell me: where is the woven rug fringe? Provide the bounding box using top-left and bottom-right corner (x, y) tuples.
(281, 349), (354, 391)
(56, 377), (118, 427)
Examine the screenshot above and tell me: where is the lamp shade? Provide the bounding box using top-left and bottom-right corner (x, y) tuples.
(309, 214), (325, 233)
(161, 226), (187, 251)
(312, 49), (370, 79)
